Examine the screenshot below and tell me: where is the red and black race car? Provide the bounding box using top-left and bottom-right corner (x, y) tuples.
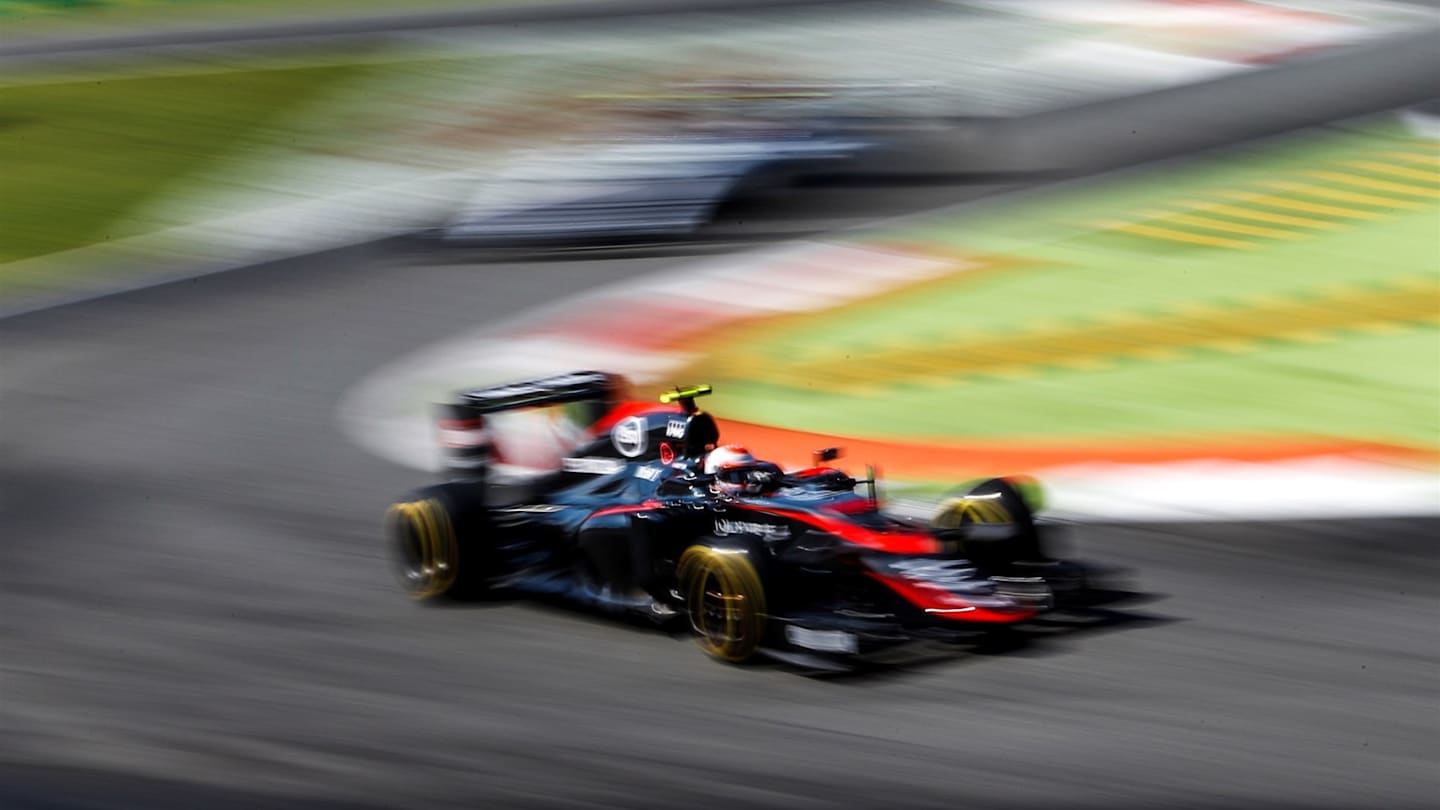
(386, 371), (1091, 668)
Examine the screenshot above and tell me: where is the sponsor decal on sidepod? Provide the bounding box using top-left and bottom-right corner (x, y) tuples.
(714, 519), (791, 540)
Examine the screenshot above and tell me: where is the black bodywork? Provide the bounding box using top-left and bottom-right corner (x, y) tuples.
(387, 371), (1090, 666)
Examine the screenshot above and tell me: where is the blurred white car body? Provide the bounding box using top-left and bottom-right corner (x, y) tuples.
(438, 131), (871, 242)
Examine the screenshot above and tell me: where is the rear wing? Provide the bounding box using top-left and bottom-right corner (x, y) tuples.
(436, 371), (627, 477)
(455, 370), (621, 413)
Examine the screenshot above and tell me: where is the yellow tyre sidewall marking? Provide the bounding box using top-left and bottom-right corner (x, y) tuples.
(386, 499), (457, 599)
(678, 546), (767, 662)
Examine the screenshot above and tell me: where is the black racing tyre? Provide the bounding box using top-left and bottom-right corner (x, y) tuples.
(931, 477), (1043, 569)
(676, 543), (768, 663)
(384, 483), (489, 600)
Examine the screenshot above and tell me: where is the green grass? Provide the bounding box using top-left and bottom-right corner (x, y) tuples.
(0, 61), (374, 264)
(694, 123), (1440, 449)
(0, 0), (560, 37)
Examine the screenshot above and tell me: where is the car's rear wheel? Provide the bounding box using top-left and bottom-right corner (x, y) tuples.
(677, 544), (767, 663)
(385, 483), (488, 600)
(386, 498), (458, 598)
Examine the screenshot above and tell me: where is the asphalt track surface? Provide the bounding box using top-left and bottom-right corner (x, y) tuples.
(2, 233), (1438, 809)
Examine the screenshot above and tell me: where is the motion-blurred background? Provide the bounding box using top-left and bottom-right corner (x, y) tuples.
(2, 0), (1437, 808)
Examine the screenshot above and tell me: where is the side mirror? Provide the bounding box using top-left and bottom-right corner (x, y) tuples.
(812, 446), (844, 465)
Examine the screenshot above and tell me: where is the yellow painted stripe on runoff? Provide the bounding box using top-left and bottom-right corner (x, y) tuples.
(1346, 161), (1440, 183)
(1306, 171), (1440, 198)
(1392, 275), (1440, 291)
(1128, 346), (1185, 361)
(1102, 221), (1255, 249)
(1261, 180), (1422, 209)
(1053, 356), (1111, 371)
(1349, 321), (1411, 336)
(1204, 339), (1260, 354)
(1224, 192), (1383, 220)
(713, 277), (1440, 389)
(1176, 200), (1343, 230)
(1154, 212), (1301, 239)
(1377, 151), (1440, 167)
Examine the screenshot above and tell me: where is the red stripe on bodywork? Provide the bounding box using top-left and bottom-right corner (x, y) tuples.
(730, 504), (940, 554)
(865, 572), (1037, 623)
(588, 500), (663, 520)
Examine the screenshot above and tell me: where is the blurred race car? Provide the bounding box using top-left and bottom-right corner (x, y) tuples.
(433, 82), (916, 245)
(436, 131), (871, 244)
(386, 371), (1090, 667)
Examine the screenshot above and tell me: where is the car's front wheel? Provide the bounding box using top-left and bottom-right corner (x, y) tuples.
(677, 543), (768, 663)
(932, 477), (1045, 569)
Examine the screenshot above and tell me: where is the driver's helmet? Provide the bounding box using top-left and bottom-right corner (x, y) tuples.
(704, 444), (784, 496)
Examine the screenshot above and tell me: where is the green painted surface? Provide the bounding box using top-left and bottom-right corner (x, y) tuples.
(695, 124), (1440, 449)
(717, 328), (1439, 447)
